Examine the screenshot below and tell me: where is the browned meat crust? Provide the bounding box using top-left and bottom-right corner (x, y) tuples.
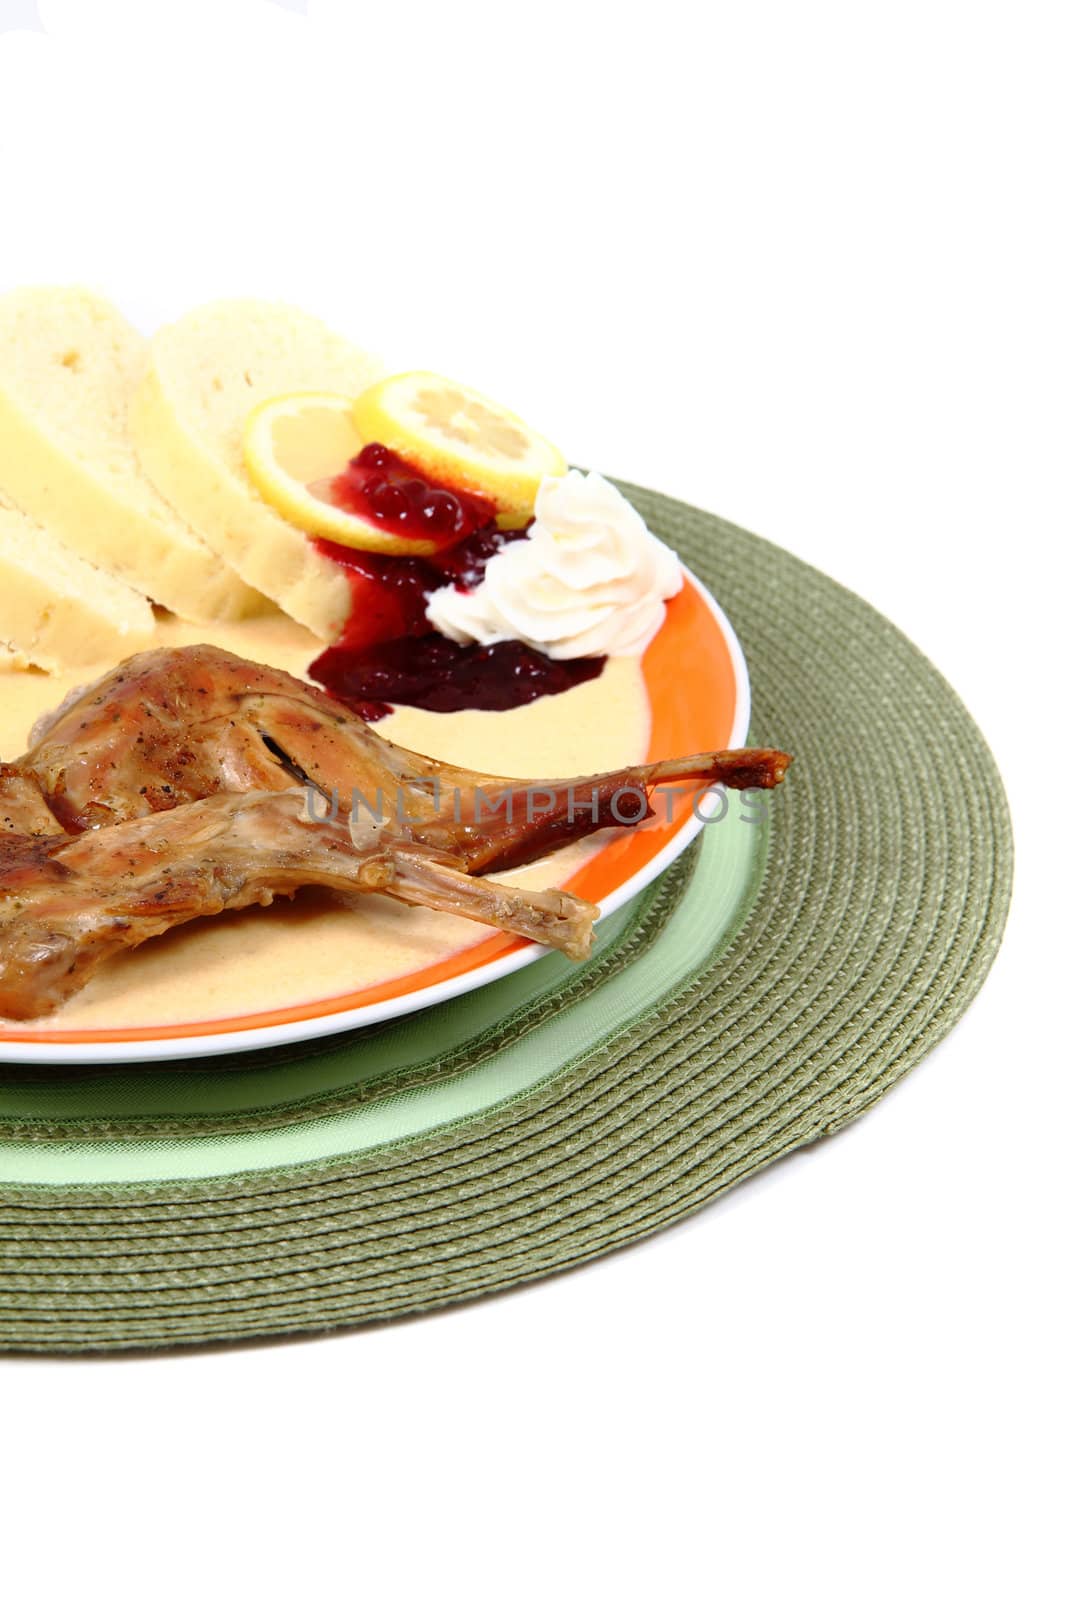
(19, 644), (790, 870)
(0, 645), (791, 1019)
(0, 791), (599, 1021)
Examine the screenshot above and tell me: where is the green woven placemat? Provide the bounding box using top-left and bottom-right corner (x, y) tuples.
(0, 484), (1013, 1352)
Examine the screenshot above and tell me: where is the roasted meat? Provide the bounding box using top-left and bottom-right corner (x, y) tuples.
(0, 764), (66, 838)
(20, 645), (790, 870)
(0, 792), (598, 1021)
(0, 645), (791, 1020)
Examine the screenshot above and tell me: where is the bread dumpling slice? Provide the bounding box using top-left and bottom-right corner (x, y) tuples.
(0, 287), (263, 624)
(0, 491), (154, 672)
(130, 299), (383, 639)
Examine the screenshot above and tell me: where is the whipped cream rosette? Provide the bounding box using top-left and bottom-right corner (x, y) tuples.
(427, 470), (683, 659)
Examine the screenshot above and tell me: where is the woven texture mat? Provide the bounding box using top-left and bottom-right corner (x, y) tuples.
(0, 485), (1013, 1353)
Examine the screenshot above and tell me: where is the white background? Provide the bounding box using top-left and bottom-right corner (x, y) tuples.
(0, 3), (1063, 1596)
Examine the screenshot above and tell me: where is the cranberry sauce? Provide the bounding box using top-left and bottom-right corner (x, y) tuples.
(313, 542), (437, 654)
(311, 634), (605, 721)
(312, 519), (530, 655)
(314, 443), (497, 549)
(308, 447), (606, 719)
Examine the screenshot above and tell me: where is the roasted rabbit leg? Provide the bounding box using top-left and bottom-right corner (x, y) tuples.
(0, 791), (598, 1021)
(2, 645), (791, 1019)
(19, 645), (790, 870)
(0, 764), (67, 838)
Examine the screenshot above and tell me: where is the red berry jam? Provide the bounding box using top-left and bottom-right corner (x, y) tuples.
(313, 542), (436, 654)
(312, 511), (531, 652)
(310, 635), (605, 720)
(312, 443), (497, 551)
(308, 448), (606, 719)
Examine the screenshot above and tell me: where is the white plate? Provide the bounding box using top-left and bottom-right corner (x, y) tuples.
(0, 568), (749, 1064)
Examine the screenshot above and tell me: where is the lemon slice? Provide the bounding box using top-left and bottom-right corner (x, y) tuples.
(243, 391), (444, 556)
(352, 371), (567, 528)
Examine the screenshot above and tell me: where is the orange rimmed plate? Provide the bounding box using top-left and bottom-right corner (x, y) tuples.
(0, 569), (748, 1064)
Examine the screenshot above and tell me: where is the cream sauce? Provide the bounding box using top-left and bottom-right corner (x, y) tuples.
(0, 612), (649, 1030)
